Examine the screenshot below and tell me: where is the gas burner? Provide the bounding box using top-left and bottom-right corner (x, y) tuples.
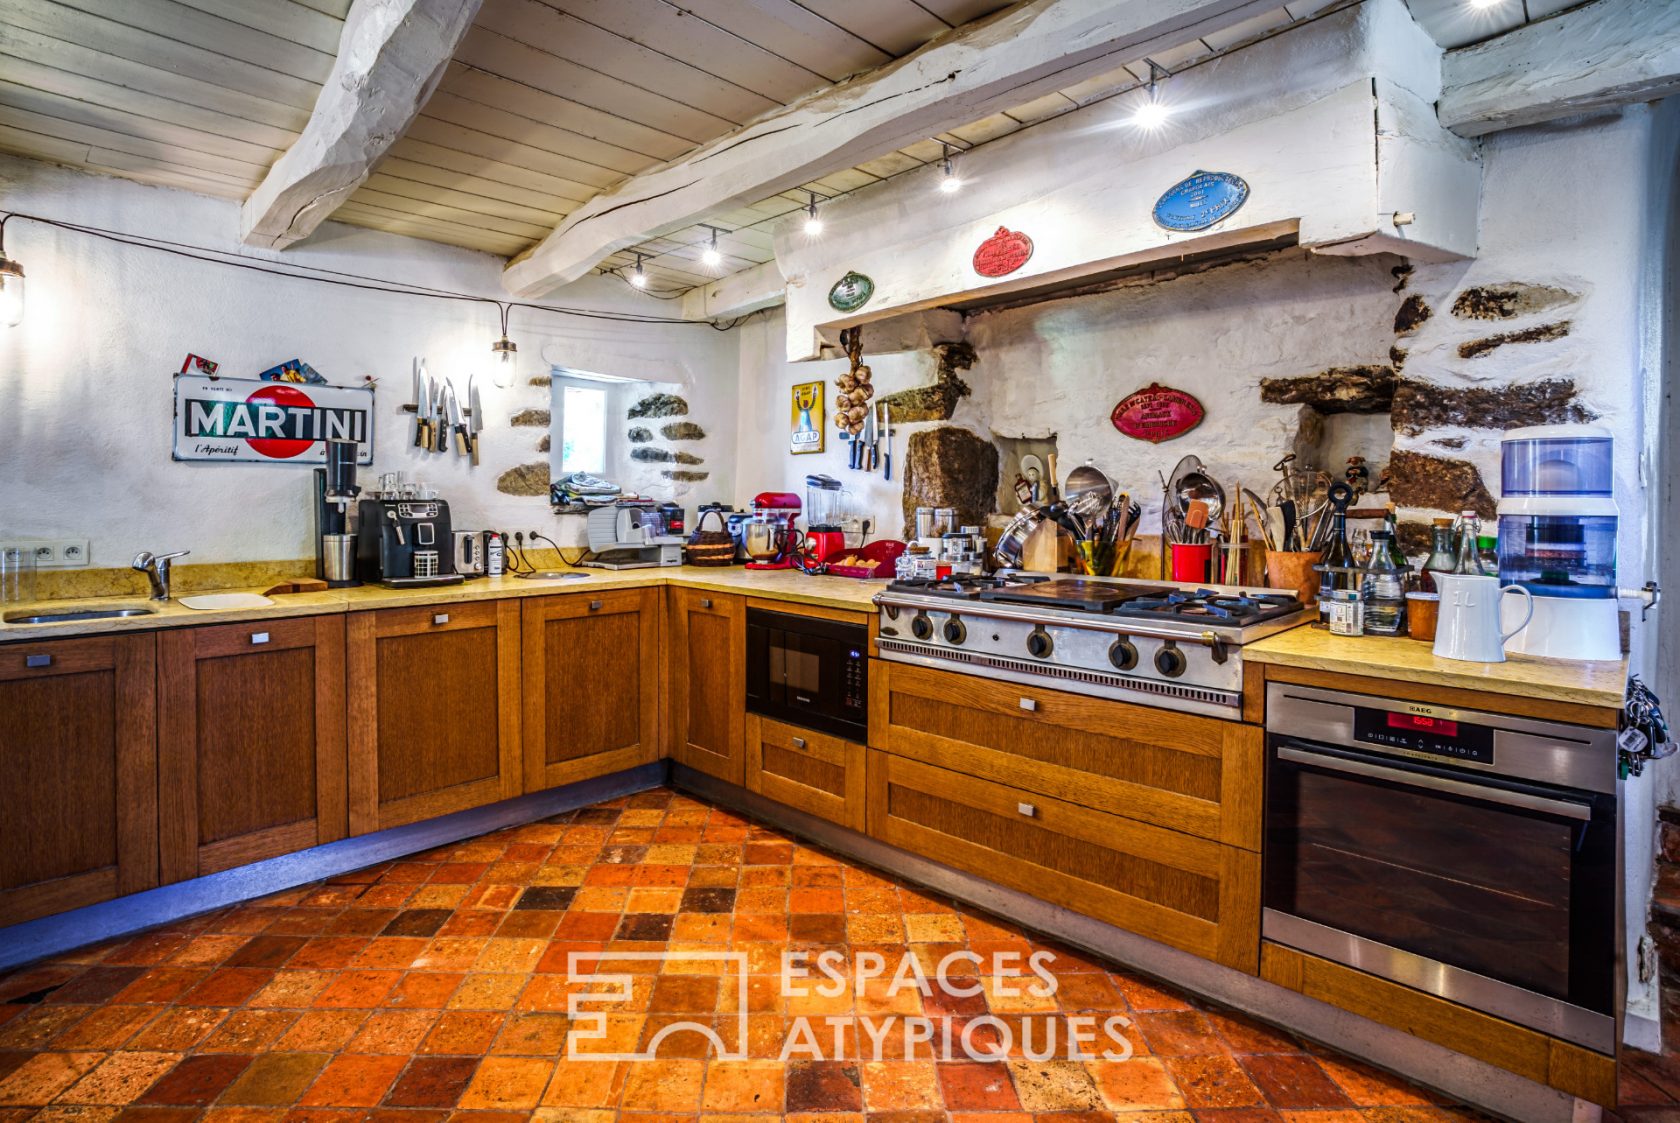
(1115, 588), (1302, 623)
(885, 573), (1048, 599)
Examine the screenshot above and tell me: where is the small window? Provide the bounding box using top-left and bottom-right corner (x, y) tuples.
(558, 382), (608, 475)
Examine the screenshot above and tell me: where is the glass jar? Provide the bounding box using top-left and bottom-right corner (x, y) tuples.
(1422, 517), (1456, 591)
(1361, 530), (1407, 636)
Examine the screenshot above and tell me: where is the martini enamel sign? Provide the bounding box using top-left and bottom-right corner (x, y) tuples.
(173, 374), (374, 463)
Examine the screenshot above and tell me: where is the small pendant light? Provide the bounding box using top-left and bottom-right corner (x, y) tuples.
(938, 141), (961, 193)
(629, 252), (648, 288)
(802, 191), (824, 237)
(0, 218), (24, 328)
(491, 302), (517, 388)
(701, 226), (723, 268)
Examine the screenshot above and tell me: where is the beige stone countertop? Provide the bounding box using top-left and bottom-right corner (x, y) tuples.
(0, 565), (887, 644)
(1246, 624), (1628, 711)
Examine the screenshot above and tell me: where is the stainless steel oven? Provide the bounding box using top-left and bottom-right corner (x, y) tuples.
(745, 608), (869, 741)
(1263, 682), (1619, 1053)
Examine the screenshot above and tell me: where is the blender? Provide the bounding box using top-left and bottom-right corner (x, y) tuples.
(802, 475), (848, 565)
(744, 491), (802, 570)
(1496, 424), (1620, 660)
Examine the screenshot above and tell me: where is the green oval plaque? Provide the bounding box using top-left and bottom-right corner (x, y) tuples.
(828, 271), (875, 313)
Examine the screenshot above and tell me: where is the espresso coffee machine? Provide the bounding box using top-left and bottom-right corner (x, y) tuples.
(314, 440), (362, 588)
(355, 492), (466, 588)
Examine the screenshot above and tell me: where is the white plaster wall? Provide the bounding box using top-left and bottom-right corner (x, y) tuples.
(0, 155), (739, 562)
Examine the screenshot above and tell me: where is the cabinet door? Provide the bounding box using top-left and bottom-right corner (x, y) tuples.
(668, 588), (744, 785)
(867, 750), (1261, 973)
(870, 660), (1263, 849)
(347, 600), (522, 833)
(745, 714), (865, 831)
(158, 617), (346, 881)
(523, 588), (661, 791)
(0, 634), (157, 924)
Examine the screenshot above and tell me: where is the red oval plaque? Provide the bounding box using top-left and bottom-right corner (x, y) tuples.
(972, 226), (1033, 277)
(1111, 383), (1205, 443)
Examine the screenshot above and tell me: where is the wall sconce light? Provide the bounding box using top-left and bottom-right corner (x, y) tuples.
(492, 302), (517, 388)
(0, 219), (24, 328)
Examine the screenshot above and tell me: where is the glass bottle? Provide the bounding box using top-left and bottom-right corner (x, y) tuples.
(1318, 505), (1354, 621)
(1362, 530), (1407, 636)
(1384, 507), (1409, 571)
(1451, 511), (1485, 575)
(1477, 534), (1500, 576)
(1422, 517), (1456, 591)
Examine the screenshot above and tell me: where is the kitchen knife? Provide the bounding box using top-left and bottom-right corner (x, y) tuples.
(435, 378), (450, 453)
(467, 375), (482, 466)
(882, 403), (892, 481)
(412, 359), (425, 448)
(415, 360), (432, 449)
(864, 404), (877, 471)
(450, 381), (471, 456)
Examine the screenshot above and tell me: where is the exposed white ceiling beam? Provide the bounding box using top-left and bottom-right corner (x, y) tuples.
(240, 0), (483, 249)
(679, 260), (787, 321)
(1438, 0), (1680, 137)
(501, 0), (1279, 299)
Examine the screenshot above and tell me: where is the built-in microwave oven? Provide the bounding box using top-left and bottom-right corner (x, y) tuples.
(745, 607), (869, 741)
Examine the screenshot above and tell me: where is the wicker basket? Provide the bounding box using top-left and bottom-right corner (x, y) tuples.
(684, 509), (737, 567)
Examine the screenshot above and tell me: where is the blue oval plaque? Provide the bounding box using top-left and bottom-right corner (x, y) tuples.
(1152, 170), (1249, 232)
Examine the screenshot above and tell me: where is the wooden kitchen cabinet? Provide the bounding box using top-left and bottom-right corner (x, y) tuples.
(0, 634), (157, 924)
(869, 659), (1264, 849)
(523, 588), (662, 791)
(868, 750), (1261, 973)
(346, 600), (522, 833)
(745, 713), (865, 831)
(668, 588), (744, 785)
(158, 617), (347, 881)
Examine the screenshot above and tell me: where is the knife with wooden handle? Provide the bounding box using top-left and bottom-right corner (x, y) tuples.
(467, 375), (482, 466)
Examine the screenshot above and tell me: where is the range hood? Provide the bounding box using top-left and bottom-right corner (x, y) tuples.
(772, 2), (1480, 362)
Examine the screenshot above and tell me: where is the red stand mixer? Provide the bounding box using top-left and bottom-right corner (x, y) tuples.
(743, 491), (802, 570)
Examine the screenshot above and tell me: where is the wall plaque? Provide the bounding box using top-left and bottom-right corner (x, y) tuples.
(173, 375), (374, 463)
(1152, 170), (1249, 232)
(827, 271), (875, 312)
(973, 226), (1033, 277)
(1110, 383), (1205, 443)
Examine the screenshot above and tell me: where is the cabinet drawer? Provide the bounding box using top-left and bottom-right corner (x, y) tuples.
(867, 751), (1260, 972)
(745, 715), (864, 831)
(869, 660), (1262, 849)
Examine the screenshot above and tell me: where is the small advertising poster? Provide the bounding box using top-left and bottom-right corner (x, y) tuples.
(791, 381), (824, 455)
(173, 375), (375, 464)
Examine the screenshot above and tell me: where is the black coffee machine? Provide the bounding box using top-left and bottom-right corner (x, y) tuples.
(314, 440), (362, 588)
(355, 493), (466, 588)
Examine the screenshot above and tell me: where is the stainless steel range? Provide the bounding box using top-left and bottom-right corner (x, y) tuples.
(872, 573), (1312, 719)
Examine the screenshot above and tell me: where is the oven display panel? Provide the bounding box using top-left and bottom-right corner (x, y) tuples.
(1351, 709), (1494, 764)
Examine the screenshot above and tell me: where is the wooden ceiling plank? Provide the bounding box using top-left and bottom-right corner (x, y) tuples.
(0, 23), (312, 132)
(379, 149), (595, 207)
(166, 0), (347, 55)
(664, 0), (893, 81)
(404, 112), (637, 186)
(790, 0), (954, 57)
(240, 0), (483, 250)
(456, 26), (737, 144)
(439, 65), (691, 162)
(333, 202), (531, 254)
(852, 148), (929, 178)
(475, 0), (784, 121)
(0, 51), (304, 150)
(913, 0), (1016, 21)
(87, 145), (257, 191)
(292, 0), (356, 21)
(1005, 90), (1079, 125)
(1440, 0), (1680, 135)
(6, 0), (324, 111)
(536, 0), (830, 103)
(349, 184), (555, 239)
(0, 102), (271, 179)
(503, 0), (1282, 297)
(41, 0), (337, 83)
(0, 80), (285, 166)
(0, 121), (96, 168)
(945, 110), (1023, 145)
(361, 169), (571, 225)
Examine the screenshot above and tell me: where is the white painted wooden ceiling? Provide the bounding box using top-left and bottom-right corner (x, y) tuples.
(0, 0), (1592, 297)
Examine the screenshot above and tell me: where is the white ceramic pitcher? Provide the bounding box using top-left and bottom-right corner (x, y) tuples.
(1433, 573), (1534, 663)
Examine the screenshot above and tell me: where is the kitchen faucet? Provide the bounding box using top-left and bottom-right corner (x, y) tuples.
(132, 549), (190, 601)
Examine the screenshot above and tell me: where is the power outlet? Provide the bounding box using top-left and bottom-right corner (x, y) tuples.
(1, 538), (91, 569)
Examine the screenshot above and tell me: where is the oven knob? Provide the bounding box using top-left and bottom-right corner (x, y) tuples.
(943, 617), (967, 645)
(1155, 643), (1187, 677)
(884, 604), (900, 621)
(1026, 627), (1053, 659)
(1107, 638), (1138, 671)
(910, 612), (933, 640)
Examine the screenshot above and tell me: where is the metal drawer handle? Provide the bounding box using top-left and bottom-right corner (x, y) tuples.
(24, 653), (51, 668)
(250, 632), (270, 645)
(1275, 746), (1592, 821)
(433, 613), (449, 625)
(589, 600), (603, 611)
(700, 598), (713, 609)
(1019, 698), (1037, 712)
(1017, 802), (1037, 818)
(791, 736), (807, 750)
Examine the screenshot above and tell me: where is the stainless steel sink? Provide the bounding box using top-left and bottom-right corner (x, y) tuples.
(3, 605), (159, 624)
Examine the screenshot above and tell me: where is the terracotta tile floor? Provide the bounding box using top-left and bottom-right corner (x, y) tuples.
(0, 788), (1502, 1121)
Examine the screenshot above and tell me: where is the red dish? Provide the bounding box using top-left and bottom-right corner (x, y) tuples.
(822, 539), (906, 578)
